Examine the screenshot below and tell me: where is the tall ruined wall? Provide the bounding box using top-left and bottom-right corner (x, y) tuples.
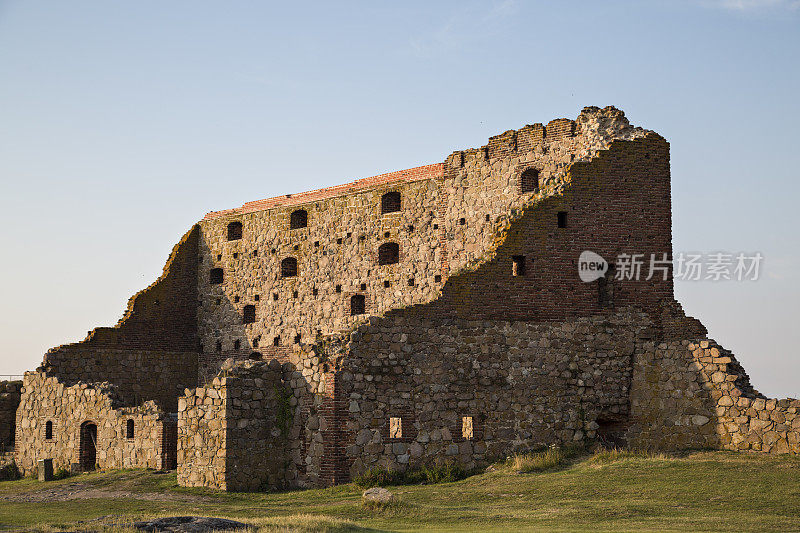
(40, 225), (201, 410)
(15, 372), (173, 475)
(628, 339), (800, 454)
(0, 381), (22, 448)
(428, 133), (675, 323)
(195, 107), (664, 377)
(336, 308), (653, 478)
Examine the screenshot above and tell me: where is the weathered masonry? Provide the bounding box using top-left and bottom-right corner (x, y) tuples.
(6, 106), (799, 491)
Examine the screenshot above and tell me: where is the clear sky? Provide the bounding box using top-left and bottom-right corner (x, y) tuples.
(0, 1), (798, 396)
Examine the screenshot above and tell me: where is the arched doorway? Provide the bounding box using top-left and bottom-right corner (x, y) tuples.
(79, 421), (97, 471)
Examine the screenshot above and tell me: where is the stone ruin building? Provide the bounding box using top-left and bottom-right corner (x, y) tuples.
(2, 106), (799, 491)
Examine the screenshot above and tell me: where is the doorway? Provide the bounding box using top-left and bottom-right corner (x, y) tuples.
(79, 421), (97, 471)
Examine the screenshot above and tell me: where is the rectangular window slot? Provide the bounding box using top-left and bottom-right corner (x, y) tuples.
(350, 294), (365, 315)
(389, 417), (402, 439)
(557, 211), (568, 228)
(462, 416), (474, 440)
(512, 256), (526, 277)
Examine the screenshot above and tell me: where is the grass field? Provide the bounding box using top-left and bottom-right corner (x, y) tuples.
(1, 450), (799, 532)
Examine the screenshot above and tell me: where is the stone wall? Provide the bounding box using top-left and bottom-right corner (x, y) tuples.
(335, 308), (654, 478)
(628, 339), (800, 454)
(15, 371), (173, 475)
(178, 359), (309, 491)
(194, 107), (664, 376)
(0, 381), (22, 448)
(41, 348), (197, 412)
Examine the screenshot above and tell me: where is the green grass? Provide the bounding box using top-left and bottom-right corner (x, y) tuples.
(2, 450), (800, 531)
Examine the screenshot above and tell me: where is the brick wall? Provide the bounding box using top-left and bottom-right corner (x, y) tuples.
(428, 133), (675, 325)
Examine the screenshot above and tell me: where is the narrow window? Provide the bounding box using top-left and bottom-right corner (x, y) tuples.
(389, 417), (402, 439)
(384, 280), (390, 288)
(243, 305), (256, 324)
(312, 288), (318, 296)
(254, 295), (260, 301)
(434, 275), (442, 283)
(252, 337), (260, 348)
(290, 209), (308, 229)
(227, 221), (243, 241)
(292, 290), (298, 298)
(520, 168), (539, 193)
(273, 336), (280, 347)
(294, 334), (301, 344)
(512, 256), (526, 277)
(360, 283), (367, 291)
(45, 421), (53, 440)
(598, 265), (615, 308)
(281, 257), (298, 277)
(126, 419), (134, 439)
(459, 218), (466, 226)
(335, 285), (342, 293)
(378, 242), (399, 265)
(557, 211), (568, 228)
(234, 339), (241, 351)
(209, 268), (223, 285)
(462, 416), (473, 440)
(381, 191), (401, 214)
(215, 340), (222, 352)
(350, 294), (365, 315)
(408, 278), (415, 286)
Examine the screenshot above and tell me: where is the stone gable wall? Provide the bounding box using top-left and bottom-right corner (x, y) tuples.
(628, 339), (800, 454)
(15, 372), (172, 475)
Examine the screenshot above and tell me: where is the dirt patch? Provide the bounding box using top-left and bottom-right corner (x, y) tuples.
(0, 482), (213, 503)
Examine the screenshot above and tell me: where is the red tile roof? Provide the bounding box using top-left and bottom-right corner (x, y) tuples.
(203, 163), (443, 220)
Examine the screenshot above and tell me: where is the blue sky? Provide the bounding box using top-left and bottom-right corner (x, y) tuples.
(0, 0), (798, 396)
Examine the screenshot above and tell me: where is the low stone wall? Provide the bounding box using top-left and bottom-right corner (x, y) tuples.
(15, 371), (172, 475)
(0, 381), (22, 449)
(628, 339), (800, 454)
